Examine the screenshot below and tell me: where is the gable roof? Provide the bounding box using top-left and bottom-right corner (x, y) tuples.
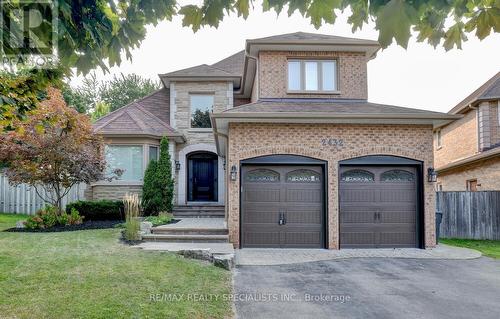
(449, 71), (500, 114)
(247, 32), (379, 46)
(93, 89), (185, 142)
(159, 64), (241, 88)
(211, 50), (245, 76)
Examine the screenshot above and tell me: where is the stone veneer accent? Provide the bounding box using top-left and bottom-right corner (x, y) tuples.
(172, 81), (231, 204)
(258, 51), (368, 99)
(226, 123), (436, 249)
(89, 185), (142, 201)
(437, 156), (500, 191)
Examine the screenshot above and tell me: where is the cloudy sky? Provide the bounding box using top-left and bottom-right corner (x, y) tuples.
(71, 1), (500, 113)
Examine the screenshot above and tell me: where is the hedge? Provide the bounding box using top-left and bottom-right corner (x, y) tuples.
(66, 200), (124, 221)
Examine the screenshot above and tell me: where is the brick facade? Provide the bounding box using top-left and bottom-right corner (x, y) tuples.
(258, 51), (368, 99)
(437, 157), (500, 191)
(89, 185), (142, 201)
(434, 109), (478, 168)
(226, 123), (436, 249)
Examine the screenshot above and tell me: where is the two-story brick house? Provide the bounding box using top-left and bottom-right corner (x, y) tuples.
(435, 71), (500, 191)
(92, 32), (457, 249)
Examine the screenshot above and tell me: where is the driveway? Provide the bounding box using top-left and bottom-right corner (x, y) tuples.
(233, 257), (500, 319)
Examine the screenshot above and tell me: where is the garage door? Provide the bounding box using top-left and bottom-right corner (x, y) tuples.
(241, 165), (324, 248)
(339, 166), (417, 248)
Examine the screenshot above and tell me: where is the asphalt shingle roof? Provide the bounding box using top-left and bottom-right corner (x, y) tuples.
(450, 71), (500, 114)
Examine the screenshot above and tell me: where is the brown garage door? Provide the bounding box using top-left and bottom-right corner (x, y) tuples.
(241, 165), (324, 248)
(339, 166), (417, 248)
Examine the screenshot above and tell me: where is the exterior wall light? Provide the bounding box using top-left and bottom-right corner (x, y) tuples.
(175, 160), (181, 171)
(427, 167), (437, 183)
(230, 165), (237, 181)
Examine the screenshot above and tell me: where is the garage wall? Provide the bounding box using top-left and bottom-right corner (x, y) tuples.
(227, 123), (436, 249)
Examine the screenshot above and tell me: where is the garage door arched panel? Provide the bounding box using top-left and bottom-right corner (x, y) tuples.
(339, 160), (420, 249)
(241, 163), (325, 249)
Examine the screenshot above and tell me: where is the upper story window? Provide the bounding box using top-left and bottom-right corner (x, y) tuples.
(287, 60), (337, 92)
(106, 145), (144, 181)
(436, 129), (442, 148)
(190, 94), (213, 129)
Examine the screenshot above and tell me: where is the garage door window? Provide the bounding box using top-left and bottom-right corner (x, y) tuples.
(381, 170), (414, 182)
(286, 169), (321, 182)
(245, 169), (280, 182)
(341, 170), (374, 182)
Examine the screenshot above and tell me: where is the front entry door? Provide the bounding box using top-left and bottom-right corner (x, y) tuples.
(187, 153), (218, 202)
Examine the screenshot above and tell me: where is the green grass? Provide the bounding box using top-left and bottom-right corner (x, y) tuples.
(440, 238), (500, 259)
(0, 213), (232, 319)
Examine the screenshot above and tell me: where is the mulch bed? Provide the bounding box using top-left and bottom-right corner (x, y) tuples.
(4, 220), (123, 233)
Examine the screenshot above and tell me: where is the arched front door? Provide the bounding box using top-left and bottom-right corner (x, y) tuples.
(187, 152), (218, 202)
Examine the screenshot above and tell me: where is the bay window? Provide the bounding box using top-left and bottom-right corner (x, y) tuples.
(106, 145), (144, 181)
(287, 59), (338, 92)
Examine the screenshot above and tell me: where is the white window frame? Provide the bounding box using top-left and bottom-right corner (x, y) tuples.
(189, 93), (214, 131)
(436, 129), (442, 148)
(287, 59), (339, 93)
(105, 144), (146, 182)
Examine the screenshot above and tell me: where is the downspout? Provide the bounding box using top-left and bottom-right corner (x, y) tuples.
(245, 52), (258, 100)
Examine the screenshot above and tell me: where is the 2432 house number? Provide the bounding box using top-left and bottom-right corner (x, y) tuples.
(321, 138), (344, 147)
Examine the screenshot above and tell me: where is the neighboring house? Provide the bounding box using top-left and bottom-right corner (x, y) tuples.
(92, 32), (458, 249)
(435, 71), (500, 191)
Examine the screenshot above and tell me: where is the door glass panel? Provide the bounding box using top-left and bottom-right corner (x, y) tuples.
(341, 170), (374, 182)
(381, 170), (414, 182)
(286, 169), (320, 183)
(245, 169), (279, 182)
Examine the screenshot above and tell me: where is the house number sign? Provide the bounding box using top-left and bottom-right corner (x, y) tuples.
(321, 138), (345, 148)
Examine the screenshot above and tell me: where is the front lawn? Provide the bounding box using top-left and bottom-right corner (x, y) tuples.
(440, 238), (500, 259)
(0, 213), (232, 319)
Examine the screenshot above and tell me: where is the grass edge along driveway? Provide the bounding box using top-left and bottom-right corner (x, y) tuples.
(0, 213), (233, 319)
(440, 238), (500, 259)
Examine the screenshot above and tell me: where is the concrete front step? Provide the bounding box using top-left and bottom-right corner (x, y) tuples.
(173, 206), (225, 218)
(141, 234), (229, 243)
(152, 227), (228, 235)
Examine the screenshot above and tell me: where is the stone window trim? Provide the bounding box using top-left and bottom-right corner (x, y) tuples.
(286, 58), (340, 94)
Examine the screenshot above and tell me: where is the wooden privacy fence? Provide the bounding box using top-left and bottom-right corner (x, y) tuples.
(0, 173), (86, 215)
(437, 191), (500, 240)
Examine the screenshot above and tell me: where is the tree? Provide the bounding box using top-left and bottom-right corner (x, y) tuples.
(101, 74), (162, 112)
(62, 73), (161, 119)
(158, 137), (175, 213)
(2, 0), (498, 126)
(0, 88), (119, 214)
(141, 160), (161, 216)
(141, 136), (174, 215)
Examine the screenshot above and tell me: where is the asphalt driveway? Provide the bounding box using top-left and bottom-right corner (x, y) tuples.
(233, 257), (500, 319)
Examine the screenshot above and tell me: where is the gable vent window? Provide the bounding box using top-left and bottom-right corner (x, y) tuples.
(287, 60), (338, 93)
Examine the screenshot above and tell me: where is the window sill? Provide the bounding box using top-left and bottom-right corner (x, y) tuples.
(91, 181), (144, 186)
(188, 128), (213, 133)
(287, 90), (341, 95)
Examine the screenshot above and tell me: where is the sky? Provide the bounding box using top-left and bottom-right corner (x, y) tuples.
(70, 1), (500, 113)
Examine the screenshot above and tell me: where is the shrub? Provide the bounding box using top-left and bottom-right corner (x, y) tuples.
(141, 160), (161, 216)
(24, 205), (83, 229)
(143, 213), (173, 227)
(24, 215), (44, 230)
(158, 137), (175, 213)
(68, 208), (84, 225)
(66, 200), (124, 221)
(141, 137), (174, 215)
(123, 193), (141, 241)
